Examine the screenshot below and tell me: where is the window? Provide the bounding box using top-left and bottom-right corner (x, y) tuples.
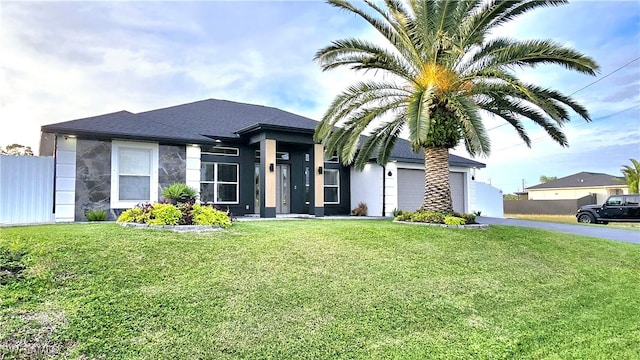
(200, 162), (239, 204)
(202, 146), (239, 156)
(111, 141), (159, 208)
(324, 169), (340, 204)
(304, 166), (310, 204)
(606, 196), (623, 206)
(255, 150), (290, 160)
(324, 152), (339, 163)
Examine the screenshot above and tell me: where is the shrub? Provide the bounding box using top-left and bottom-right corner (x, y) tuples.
(117, 204), (152, 224)
(85, 209), (108, 221)
(410, 211), (445, 224)
(190, 204), (232, 228)
(392, 208), (404, 217)
(351, 202), (367, 216)
(394, 209), (477, 225)
(147, 203), (182, 226)
(444, 216), (466, 226)
(162, 183), (197, 203)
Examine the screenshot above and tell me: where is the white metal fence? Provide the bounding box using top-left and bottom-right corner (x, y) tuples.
(0, 155), (55, 225)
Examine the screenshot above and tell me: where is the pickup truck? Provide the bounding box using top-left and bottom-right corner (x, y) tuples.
(576, 194), (640, 224)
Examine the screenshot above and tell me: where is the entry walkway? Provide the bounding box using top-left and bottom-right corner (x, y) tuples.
(477, 216), (640, 244)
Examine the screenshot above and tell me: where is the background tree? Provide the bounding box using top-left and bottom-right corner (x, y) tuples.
(313, 0), (598, 213)
(539, 175), (558, 183)
(620, 159), (639, 194)
(0, 144), (34, 156)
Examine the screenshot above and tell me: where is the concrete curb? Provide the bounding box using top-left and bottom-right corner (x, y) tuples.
(392, 220), (489, 229)
(118, 222), (223, 233)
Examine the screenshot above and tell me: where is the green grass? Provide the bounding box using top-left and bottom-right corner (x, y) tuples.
(1, 220), (639, 359)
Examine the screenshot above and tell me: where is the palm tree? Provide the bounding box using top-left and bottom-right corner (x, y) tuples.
(621, 159), (640, 194)
(313, 0), (599, 213)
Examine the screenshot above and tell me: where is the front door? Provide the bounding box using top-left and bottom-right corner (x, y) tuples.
(254, 164), (290, 214)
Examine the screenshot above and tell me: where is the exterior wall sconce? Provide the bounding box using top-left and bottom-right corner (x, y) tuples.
(269, 163), (275, 172)
(387, 171), (393, 177)
(318, 166), (323, 175)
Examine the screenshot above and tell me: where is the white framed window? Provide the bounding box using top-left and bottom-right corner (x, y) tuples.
(111, 140), (159, 208)
(202, 146), (239, 156)
(324, 169), (340, 204)
(200, 162), (239, 204)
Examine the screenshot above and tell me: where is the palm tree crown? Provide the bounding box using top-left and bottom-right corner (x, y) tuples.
(313, 0), (599, 213)
(621, 159), (640, 194)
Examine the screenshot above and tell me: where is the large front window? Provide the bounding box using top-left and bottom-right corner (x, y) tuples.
(200, 162), (238, 204)
(111, 141), (159, 208)
(324, 169), (340, 204)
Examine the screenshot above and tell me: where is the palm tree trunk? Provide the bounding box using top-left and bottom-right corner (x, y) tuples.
(422, 146), (453, 213)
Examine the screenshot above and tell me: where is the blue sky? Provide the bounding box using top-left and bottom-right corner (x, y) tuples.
(1, 0), (639, 194)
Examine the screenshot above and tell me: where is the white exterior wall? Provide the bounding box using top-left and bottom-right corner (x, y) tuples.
(55, 136), (77, 222)
(384, 162), (398, 216)
(474, 182), (504, 217)
(0, 155), (54, 224)
(350, 163), (384, 216)
(186, 145), (201, 201)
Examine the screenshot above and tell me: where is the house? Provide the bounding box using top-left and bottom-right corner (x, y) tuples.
(527, 171), (628, 204)
(39, 98), (489, 222)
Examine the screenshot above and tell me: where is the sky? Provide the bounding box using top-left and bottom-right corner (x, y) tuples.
(1, 0), (639, 194)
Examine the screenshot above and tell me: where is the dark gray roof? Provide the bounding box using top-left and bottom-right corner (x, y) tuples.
(41, 98), (485, 168)
(527, 172), (625, 190)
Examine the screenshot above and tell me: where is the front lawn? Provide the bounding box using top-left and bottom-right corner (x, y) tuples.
(1, 220), (639, 359)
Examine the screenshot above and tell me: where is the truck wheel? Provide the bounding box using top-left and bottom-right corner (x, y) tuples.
(577, 213), (595, 223)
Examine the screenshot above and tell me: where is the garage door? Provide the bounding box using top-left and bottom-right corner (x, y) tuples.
(397, 169), (465, 213)
(397, 169), (425, 212)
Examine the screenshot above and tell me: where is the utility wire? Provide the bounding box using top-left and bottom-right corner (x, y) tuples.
(486, 56), (640, 132)
(492, 104), (640, 152)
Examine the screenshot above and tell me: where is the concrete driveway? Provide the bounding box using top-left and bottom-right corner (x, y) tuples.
(477, 217), (640, 245)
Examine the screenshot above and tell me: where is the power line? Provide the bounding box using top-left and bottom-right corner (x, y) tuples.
(485, 56), (640, 132)
(492, 104), (640, 152)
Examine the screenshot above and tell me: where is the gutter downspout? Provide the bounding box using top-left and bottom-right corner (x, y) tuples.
(52, 133), (57, 216)
(382, 164), (386, 217)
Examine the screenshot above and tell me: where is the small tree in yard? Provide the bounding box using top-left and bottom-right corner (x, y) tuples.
(621, 159), (640, 194)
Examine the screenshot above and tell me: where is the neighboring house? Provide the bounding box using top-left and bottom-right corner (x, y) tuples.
(39, 98), (488, 222)
(527, 172), (628, 204)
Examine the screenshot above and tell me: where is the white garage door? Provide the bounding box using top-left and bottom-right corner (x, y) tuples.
(397, 169), (465, 213)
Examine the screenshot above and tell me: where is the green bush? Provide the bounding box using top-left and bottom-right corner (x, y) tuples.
(410, 211), (446, 224)
(392, 208), (404, 217)
(162, 183), (197, 203)
(190, 204), (232, 229)
(148, 203), (182, 226)
(85, 209), (108, 221)
(394, 209), (477, 225)
(444, 216), (466, 226)
(117, 206), (151, 224)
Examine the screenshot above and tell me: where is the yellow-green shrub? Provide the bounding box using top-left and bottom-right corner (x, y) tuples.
(147, 203), (182, 226)
(190, 204), (231, 229)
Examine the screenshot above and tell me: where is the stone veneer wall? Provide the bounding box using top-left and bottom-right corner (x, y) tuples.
(158, 145), (187, 197)
(74, 141), (187, 221)
(75, 139), (112, 221)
